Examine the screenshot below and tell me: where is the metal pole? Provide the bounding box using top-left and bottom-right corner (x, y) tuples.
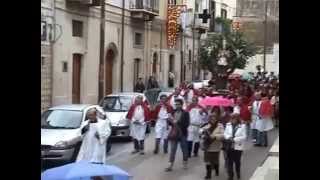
(263, 0), (268, 72)
(180, 26), (184, 83)
(98, 0), (106, 100)
(192, 1), (196, 81)
(120, 0), (125, 92)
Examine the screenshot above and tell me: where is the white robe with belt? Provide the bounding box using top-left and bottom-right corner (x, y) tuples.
(155, 106), (171, 139)
(251, 101), (261, 130)
(76, 119), (111, 164)
(129, 105), (147, 141)
(187, 108), (206, 142)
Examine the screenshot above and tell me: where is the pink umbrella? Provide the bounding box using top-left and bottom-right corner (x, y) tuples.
(199, 96), (234, 107)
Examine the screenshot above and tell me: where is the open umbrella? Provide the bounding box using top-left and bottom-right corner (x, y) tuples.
(228, 73), (241, 80)
(41, 161), (131, 180)
(199, 96), (234, 107)
(241, 72), (253, 81)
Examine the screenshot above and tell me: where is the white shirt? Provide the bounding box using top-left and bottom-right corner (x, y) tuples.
(132, 105), (145, 124)
(158, 106), (170, 120)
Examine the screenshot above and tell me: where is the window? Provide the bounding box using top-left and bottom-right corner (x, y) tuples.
(62, 62), (68, 72)
(195, 2), (199, 12)
(41, 21), (47, 41)
(134, 32), (143, 46)
(72, 20), (83, 37)
(41, 57), (45, 66)
(41, 110), (83, 129)
(221, 9), (227, 19)
(189, 50), (192, 62)
(168, 0), (176, 5)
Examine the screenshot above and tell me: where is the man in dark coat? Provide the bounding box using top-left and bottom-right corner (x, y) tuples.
(134, 78), (145, 93)
(165, 99), (190, 172)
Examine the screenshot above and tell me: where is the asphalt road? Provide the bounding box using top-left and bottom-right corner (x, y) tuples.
(42, 128), (279, 180)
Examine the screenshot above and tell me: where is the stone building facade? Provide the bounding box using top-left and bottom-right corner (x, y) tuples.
(41, 0), (54, 112)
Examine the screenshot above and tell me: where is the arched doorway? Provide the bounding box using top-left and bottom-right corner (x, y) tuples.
(105, 49), (114, 95)
(105, 43), (118, 96)
(152, 52), (158, 76)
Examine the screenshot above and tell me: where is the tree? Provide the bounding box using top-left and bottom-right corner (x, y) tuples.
(199, 18), (257, 89)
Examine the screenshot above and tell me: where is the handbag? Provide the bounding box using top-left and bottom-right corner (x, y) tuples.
(222, 125), (239, 151)
(168, 124), (181, 140)
(200, 130), (214, 151)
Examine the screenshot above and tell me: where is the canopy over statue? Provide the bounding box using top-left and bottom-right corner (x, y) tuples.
(144, 88), (161, 107)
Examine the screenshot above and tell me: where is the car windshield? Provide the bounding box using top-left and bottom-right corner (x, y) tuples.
(41, 110), (83, 129)
(100, 96), (133, 112)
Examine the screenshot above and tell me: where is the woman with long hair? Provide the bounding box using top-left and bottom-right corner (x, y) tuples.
(200, 114), (225, 179)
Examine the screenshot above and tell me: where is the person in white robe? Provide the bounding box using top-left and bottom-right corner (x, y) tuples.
(153, 94), (174, 154)
(186, 96), (207, 157)
(126, 95), (150, 155)
(168, 88), (187, 110)
(255, 95), (274, 147)
(75, 108), (111, 164)
(250, 92), (261, 143)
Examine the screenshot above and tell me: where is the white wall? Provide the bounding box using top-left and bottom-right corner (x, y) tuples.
(52, 7), (90, 105)
(244, 44), (279, 75)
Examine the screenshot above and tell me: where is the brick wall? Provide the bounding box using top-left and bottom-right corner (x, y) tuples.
(41, 45), (52, 113)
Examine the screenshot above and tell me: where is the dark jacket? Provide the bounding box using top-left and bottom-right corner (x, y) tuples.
(134, 82), (145, 93)
(169, 110), (190, 137)
(147, 80), (159, 90)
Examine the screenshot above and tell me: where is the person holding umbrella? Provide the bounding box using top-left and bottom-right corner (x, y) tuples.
(200, 114), (225, 179)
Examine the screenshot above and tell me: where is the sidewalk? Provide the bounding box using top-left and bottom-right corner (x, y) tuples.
(249, 136), (279, 180)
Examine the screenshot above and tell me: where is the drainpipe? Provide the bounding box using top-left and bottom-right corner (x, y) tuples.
(120, 0), (125, 92)
(98, 0), (106, 100)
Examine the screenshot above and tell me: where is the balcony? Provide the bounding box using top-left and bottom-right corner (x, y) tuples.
(129, 0), (159, 21)
(194, 18), (209, 34)
(66, 0), (101, 6)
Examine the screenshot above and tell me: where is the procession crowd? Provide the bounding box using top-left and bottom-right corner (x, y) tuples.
(73, 72), (279, 180)
(126, 72), (279, 180)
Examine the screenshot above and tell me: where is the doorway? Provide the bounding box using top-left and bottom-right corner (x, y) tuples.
(152, 53), (158, 76)
(72, 54), (82, 104)
(105, 49), (114, 95)
(168, 54), (175, 88)
(169, 54), (175, 73)
(133, 58), (141, 89)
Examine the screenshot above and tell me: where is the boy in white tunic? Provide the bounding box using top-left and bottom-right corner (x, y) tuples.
(126, 96), (150, 155)
(186, 96), (207, 157)
(153, 95), (174, 154)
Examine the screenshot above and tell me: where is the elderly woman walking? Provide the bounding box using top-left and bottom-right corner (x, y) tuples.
(200, 114), (225, 179)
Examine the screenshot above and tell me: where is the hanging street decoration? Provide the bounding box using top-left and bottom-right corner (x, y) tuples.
(167, 5), (186, 49)
(232, 21), (241, 31)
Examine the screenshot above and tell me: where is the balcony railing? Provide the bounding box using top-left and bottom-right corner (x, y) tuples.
(129, 0), (159, 14)
(66, 0), (100, 6)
